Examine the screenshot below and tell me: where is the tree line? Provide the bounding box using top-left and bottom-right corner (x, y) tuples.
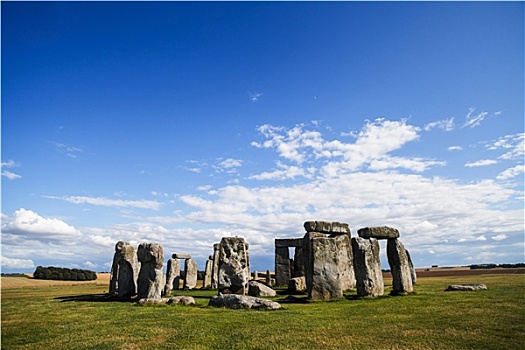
(33, 266), (97, 281)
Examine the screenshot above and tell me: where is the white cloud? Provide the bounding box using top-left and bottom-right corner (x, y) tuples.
(1, 160), (21, 180)
(1, 256), (35, 269)
(448, 146), (462, 151)
(2, 170), (22, 180)
(465, 159), (498, 167)
(45, 195), (161, 211)
(84, 261), (97, 269)
(497, 165), (525, 180)
(487, 133), (524, 160)
(491, 234), (508, 241)
(48, 141), (83, 158)
(1, 208), (82, 243)
(462, 107), (488, 128)
(424, 117), (455, 131)
(248, 91), (263, 102)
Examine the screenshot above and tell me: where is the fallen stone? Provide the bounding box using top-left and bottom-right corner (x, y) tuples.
(288, 276), (306, 292)
(248, 280), (276, 297)
(138, 298), (170, 304)
(446, 284), (487, 291)
(357, 226), (400, 240)
(138, 296), (195, 305)
(208, 294), (281, 309)
(168, 296), (195, 305)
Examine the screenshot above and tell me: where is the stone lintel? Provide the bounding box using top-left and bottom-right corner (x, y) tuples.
(275, 238), (304, 248)
(173, 253), (191, 260)
(357, 226), (399, 239)
(304, 221), (350, 235)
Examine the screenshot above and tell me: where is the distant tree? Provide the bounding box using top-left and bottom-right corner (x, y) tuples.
(32, 266), (97, 281)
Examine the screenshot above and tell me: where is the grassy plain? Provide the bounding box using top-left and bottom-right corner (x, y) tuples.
(1, 273), (524, 350)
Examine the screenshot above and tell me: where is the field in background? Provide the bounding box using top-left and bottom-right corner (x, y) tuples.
(2, 270), (524, 349)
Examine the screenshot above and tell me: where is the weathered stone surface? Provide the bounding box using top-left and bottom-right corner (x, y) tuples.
(308, 237), (343, 300)
(406, 249), (417, 285)
(335, 234), (355, 291)
(274, 246), (291, 286)
(168, 296), (195, 305)
(446, 284), (487, 291)
(137, 243), (164, 300)
(248, 280), (276, 297)
(330, 222), (351, 235)
(293, 246), (307, 278)
(164, 258), (181, 295)
(304, 221), (351, 235)
(288, 276), (306, 292)
(275, 238), (304, 247)
(109, 241), (140, 300)
(218, 236), (250, 295)
(138, 296), (195, 305)
(352, 237), (384, 297)
(387, 238), (414, 294)
(303, 231), (324, 295)
(211, 243), (220, 289)
(208, 294), (281, 309)
(183, 258), (198, 290)
(173, 253), (191, 260)
(357, 226), (400, 239)
(266, 270), (272, 285)
(203, 258), (213, 288)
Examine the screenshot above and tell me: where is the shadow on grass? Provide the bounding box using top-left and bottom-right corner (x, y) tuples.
(55, 294), (133, 303)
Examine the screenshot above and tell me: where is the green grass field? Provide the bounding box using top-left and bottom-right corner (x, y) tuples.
(2, 274), (524, 349)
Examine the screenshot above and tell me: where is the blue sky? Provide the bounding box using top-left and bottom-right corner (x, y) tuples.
(2, 1), (523, 273)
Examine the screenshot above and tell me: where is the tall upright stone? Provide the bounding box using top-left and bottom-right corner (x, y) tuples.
(137, 243), (164, 299)
(183, 258), (198, 290)
(203, 257), (213, 288)
(164, 257), (180, 295)
(387, 238), (414, 294)
(274, 246), (290, 286)
(218, 236), (250, 295)
(307, 236), (343, 300)
(335, 234), (355, 291)
(351, 237), (384, 297)
(406, 249), (417, 285)
(211, 243), (220, 289)
(109, 241), (140, 300)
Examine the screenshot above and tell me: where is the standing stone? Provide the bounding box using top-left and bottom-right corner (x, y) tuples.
(253, 271), (259, 280)
(265, 270), (272, 286)
(109, 241), (140, 300)
(137, 243), (164, 300)
(293, 245), (307, 277)
(406, 249), (417, 285)
(274, 246), (291, 286)
(335, 234), (355, 291)
(211, 243), (220, 289)
(218, 236), (250, 295)
(351, 237), (384, 297)
(183, 258), (198, 290)
(109, 241), (128, 296)
(307, 236), (343, 300)
(164, 258), (180, 295)
(387, 238), (414, 294)
(203, 257), (213, 288)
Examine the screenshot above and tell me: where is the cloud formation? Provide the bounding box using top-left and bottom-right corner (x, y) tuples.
(1, 160), (22, 180)
(44, 196), (162, 211)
